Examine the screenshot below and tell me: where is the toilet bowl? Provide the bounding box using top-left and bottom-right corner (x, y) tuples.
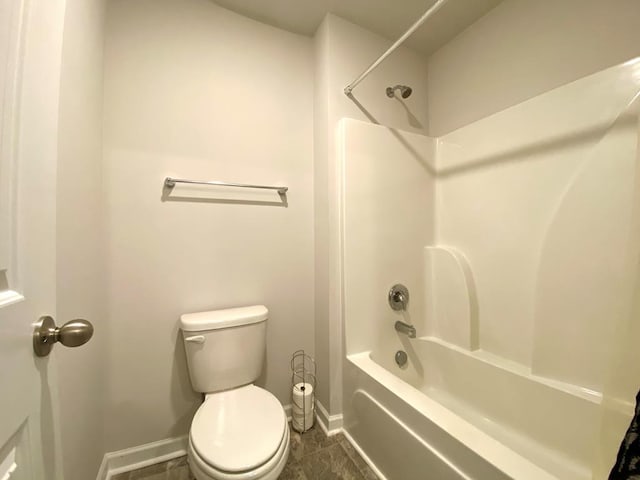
(188, 385), (289, 480)
(179, 306), (290, 480)
(189, 427), (289, 480)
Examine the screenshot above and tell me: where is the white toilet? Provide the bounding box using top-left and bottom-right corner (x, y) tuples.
(180, 305), (289, 480)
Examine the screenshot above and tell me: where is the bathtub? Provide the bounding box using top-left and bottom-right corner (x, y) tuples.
(342, 337), (608, 480)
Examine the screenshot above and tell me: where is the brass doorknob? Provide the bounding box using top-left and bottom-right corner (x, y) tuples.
(33, 316), (94, 357)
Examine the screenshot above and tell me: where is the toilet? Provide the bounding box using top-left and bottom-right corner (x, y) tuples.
(180, 305), (289, 480)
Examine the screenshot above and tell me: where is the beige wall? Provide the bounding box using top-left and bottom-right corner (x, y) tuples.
(427, 0), (640, 136)
(102, 0), (314, 451)
(56, 0), (107, 478)
(313, 14), (429, 414)
(313, 18), (332, 414)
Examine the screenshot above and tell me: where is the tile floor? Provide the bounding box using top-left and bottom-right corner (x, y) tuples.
(111, 424), (378, 480)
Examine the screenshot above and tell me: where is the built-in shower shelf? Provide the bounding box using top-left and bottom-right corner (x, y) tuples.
(424, 245), (478, 350)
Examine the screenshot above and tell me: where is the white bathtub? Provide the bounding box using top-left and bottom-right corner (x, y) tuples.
(342, 337), (610, 480)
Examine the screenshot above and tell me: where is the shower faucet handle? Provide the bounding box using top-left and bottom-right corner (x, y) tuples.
(388, 284), (409, 311)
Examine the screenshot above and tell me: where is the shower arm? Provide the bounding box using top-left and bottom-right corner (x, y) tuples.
(343, 0), (449, 96)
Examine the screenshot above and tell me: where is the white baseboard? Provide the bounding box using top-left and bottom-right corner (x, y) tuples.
(314, 400), (343, 436)
(96, 435), (188, 480)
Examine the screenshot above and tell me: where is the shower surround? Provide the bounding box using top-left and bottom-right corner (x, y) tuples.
(340, 60), (640, 479)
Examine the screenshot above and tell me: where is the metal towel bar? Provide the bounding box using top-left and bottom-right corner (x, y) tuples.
(164, 177), (288, 194)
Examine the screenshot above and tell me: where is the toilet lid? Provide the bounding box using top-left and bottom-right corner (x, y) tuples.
(190, 385), (286, 473)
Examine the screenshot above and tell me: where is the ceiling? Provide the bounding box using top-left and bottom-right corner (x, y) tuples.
(210, 0), (503, 57)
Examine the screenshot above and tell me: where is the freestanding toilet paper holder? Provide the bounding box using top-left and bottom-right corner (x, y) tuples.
(291, 350), (316, 433)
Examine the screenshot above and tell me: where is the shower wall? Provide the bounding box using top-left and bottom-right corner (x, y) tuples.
(342, 61), (640, 385)
(421, 0), (640, 395)
(341, 119), (435, 360)
(597, 201), (640, 476)
(434, 62), (640, 392)
(339, 62), (640, 480)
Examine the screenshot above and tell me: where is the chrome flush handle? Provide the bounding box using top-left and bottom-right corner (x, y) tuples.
(184, 335), (205, 344)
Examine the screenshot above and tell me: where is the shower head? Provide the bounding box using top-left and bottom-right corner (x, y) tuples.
(386, 84), (412, 99)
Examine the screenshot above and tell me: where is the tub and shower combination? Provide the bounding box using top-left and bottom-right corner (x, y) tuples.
(338, 58), (640, 479)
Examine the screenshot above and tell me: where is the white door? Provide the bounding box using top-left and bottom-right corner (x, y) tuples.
(0, 0), (67, 479)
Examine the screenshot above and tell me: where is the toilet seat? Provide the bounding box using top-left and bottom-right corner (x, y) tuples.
(189, 423), (289, 480)
(189, 385), (289, 480)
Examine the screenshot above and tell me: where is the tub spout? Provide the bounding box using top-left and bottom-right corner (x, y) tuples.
(395, 321), (416, 338)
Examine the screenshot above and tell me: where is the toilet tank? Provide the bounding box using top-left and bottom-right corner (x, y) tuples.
(180, 305), (268, 393)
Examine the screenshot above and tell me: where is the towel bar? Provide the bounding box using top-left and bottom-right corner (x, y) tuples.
(164, 177), (288, 195)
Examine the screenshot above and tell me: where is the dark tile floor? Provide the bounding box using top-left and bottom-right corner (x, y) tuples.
(284, 425), (377, 480)
(111, 424), (378, 480)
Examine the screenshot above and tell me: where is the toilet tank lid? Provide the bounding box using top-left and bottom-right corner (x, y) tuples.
(180, 305), (268, 331)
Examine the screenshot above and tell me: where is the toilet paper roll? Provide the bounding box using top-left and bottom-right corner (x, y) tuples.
(291, 413), (314, 427)
(292, 382), (314, 413)
(292, 401), (314, 412)
(292, 405), (313, 414)
(292, 418), (314, 432)
(292, 411), (314, 432)
(292, 406), (314, 419)
(293, 382), (314, 396)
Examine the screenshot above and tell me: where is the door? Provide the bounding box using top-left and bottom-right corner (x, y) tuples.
(0, 0), (67, 479)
